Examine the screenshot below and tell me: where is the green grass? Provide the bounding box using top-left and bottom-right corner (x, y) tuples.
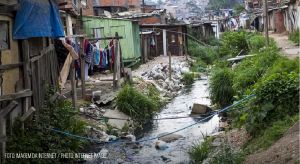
(244, 114), (299, 153)
(188, 137), (213, 163)
(182, 72), (195, 85)
(211, 141), (245, 164)
(289, 29), (299, 44)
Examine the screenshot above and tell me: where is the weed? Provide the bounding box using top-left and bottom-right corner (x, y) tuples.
(209, 66), (234, 108)
(289, 29), (299, 44)
(210, 141), (245, 164)
(188, 136), (213, 163)
(116, 84), (158, 122)
(182, 72), (195, 85)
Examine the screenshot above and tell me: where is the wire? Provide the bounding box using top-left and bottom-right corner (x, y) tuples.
(50, 94), (255, 144)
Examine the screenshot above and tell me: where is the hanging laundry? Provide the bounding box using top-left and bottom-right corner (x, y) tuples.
(94, 47), (100, 66)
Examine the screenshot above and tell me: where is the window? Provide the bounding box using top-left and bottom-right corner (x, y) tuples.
(0, 21), (9, 50)
(93, 27), (104, 38)
(72, 0), (78, 7)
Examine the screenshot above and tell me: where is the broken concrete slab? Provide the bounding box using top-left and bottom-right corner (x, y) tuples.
(191, 103), (212, 114)
(103, 109), (130, 129)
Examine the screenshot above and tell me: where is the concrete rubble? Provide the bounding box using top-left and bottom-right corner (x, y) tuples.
(139, 61), (190, 98)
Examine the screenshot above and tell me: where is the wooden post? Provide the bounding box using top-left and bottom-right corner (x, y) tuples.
(113, 32), (120, 89)
(0, 101), (18, 164)
(21, 40), (31, 129)
(168, 51), (172, 80)
(184, 33), (188, 61)
(263, 0), (269, 46)
(78, 9), (86, 99)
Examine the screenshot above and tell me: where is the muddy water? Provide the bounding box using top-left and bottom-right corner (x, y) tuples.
(86, 78), (219, 164)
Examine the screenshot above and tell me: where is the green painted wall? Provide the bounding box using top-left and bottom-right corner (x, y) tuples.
(83, 16), (141, 61)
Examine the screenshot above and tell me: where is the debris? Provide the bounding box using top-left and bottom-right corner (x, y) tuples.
(103, 109), (131, 129)
(99, 148), (109, 159)
(161, 155), (171, 162)
(125, 134), (136, 142)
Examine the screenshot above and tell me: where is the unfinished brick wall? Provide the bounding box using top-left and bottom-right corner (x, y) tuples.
(139, 16), (162, 25)
(274, 10), (286, 33)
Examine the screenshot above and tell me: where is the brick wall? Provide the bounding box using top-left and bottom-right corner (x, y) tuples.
(57, 0), (94, 16)
(274, 10), (285, 33)
(82, 0), (94, 16)
(139, 16), (162, 25)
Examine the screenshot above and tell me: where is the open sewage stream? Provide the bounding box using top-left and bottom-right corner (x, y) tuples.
(86, 78), (219, 164)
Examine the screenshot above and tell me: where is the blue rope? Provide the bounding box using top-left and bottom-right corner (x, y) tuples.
(50, 94), (255, 144)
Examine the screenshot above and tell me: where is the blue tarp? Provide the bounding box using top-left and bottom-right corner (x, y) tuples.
(13, 0), (64, 39)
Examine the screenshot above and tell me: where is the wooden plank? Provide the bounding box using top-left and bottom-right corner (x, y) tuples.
(0, 63), (23, 70)
(20, 107), (36, 122)
(30, 44), (55, 63)
(0, 90), (32, 102)
(0, 101), (18, 118)
(22, 40), (31, 124)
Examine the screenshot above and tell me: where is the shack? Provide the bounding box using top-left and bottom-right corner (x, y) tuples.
(140, 24), (188, 57)
(82, 16), (141, 63)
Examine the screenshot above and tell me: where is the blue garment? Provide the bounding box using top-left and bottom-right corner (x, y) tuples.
(13, 0), (64, 39)
(101, 50), (107, 68)
(85, 43), (93, 64)
(94, 49), (100, 66)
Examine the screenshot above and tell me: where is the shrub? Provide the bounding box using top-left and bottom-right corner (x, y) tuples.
(188, 40), (218, 65)
(188, 137), (213, 163)
(182, 72), (194, 85)
(219, 31), (249, 57)
(209, 66), (234, 108)
(6, 88), (87, 163)
(289, 28), (299, 44)
(244, 114), (299, 153)
(248, 35), (266, 53)
(244, 72), (299, 136)
(190, 58), (207, 72)
(116, 84), (158, 121)
(210, 141), (245, 164)
(233, 48), (279, 96)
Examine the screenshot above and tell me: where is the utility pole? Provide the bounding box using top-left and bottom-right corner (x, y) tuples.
(263, 0), (269, 46)
(142, 0), (145, 13)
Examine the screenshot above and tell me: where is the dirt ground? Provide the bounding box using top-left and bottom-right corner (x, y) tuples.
(244, 121), (300, 164)
(269, 32), (299, 59)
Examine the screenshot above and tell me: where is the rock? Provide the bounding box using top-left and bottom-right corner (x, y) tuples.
(181, 67), (189, 74)
(103, 109), (130, 129)
(161, 155), (171, 162)
(95, 92), (117, 105)
(79, 107), (85, 113)
(97, 124), (107, 132)
(191, 103), (212, 114)
(211, 137), (224, 147)
(92, 91), (102, 103)
(108, 135), (117, 141)
(117, 158), (124, 163)
(154, 73), (165, 80)
(125, 134), (136, 142)
(158, 134), (183, 143)
(155, 140), (168, 150)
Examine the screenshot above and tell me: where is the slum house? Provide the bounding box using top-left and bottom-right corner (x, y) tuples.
(0, 0), (66, 162)
(93, 0), (141, 16)
(190, 21), (220, 42)
(82, 16), (141, 64)
(140, 24), (188, 59)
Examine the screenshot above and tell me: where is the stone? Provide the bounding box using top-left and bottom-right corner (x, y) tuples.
(191, 103), (212, 114)
(161, 155), (171, 162)
(158, 134), (183, 143)
(155, 140), (168, 150)
(92, 91), (102, 103)
(211, 137), (224, 147)
(103, 109), (130, 129)
(125, 134), (136, 142)
(117, 158), (124, 163)
(79, 107), (85, 113)
(108, 135), (117, 141)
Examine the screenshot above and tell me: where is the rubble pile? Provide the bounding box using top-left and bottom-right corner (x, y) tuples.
(139, 61), (190, 98)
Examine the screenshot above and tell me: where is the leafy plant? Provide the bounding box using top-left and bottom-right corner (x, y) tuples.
(182, 72), (195, 85)
(289, 28), (299, 44)
(219, 30), (249, 57)
(244, 72), (299, 136)
(6, 88), (87, 163)
(210, 141), (245, 164)
(188, 137), (213, 163)
(116, 84), (158, 121)
(209, 66), (234, 108)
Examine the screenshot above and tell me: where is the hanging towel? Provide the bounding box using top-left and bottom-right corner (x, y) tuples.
(94, 48), (100, 66)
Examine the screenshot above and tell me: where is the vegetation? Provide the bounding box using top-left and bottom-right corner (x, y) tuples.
(182, 72), (195, 85)
(116, 84), (159, 121)
(211, 141), (245, 164)
(244, 115), (299, 153)
(209, 65), (234, 108)
(188, 137), (213, 163)
(6, 88), (87, 163)
(288, 28), (299, 44)
(190, 30), (299, 163)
